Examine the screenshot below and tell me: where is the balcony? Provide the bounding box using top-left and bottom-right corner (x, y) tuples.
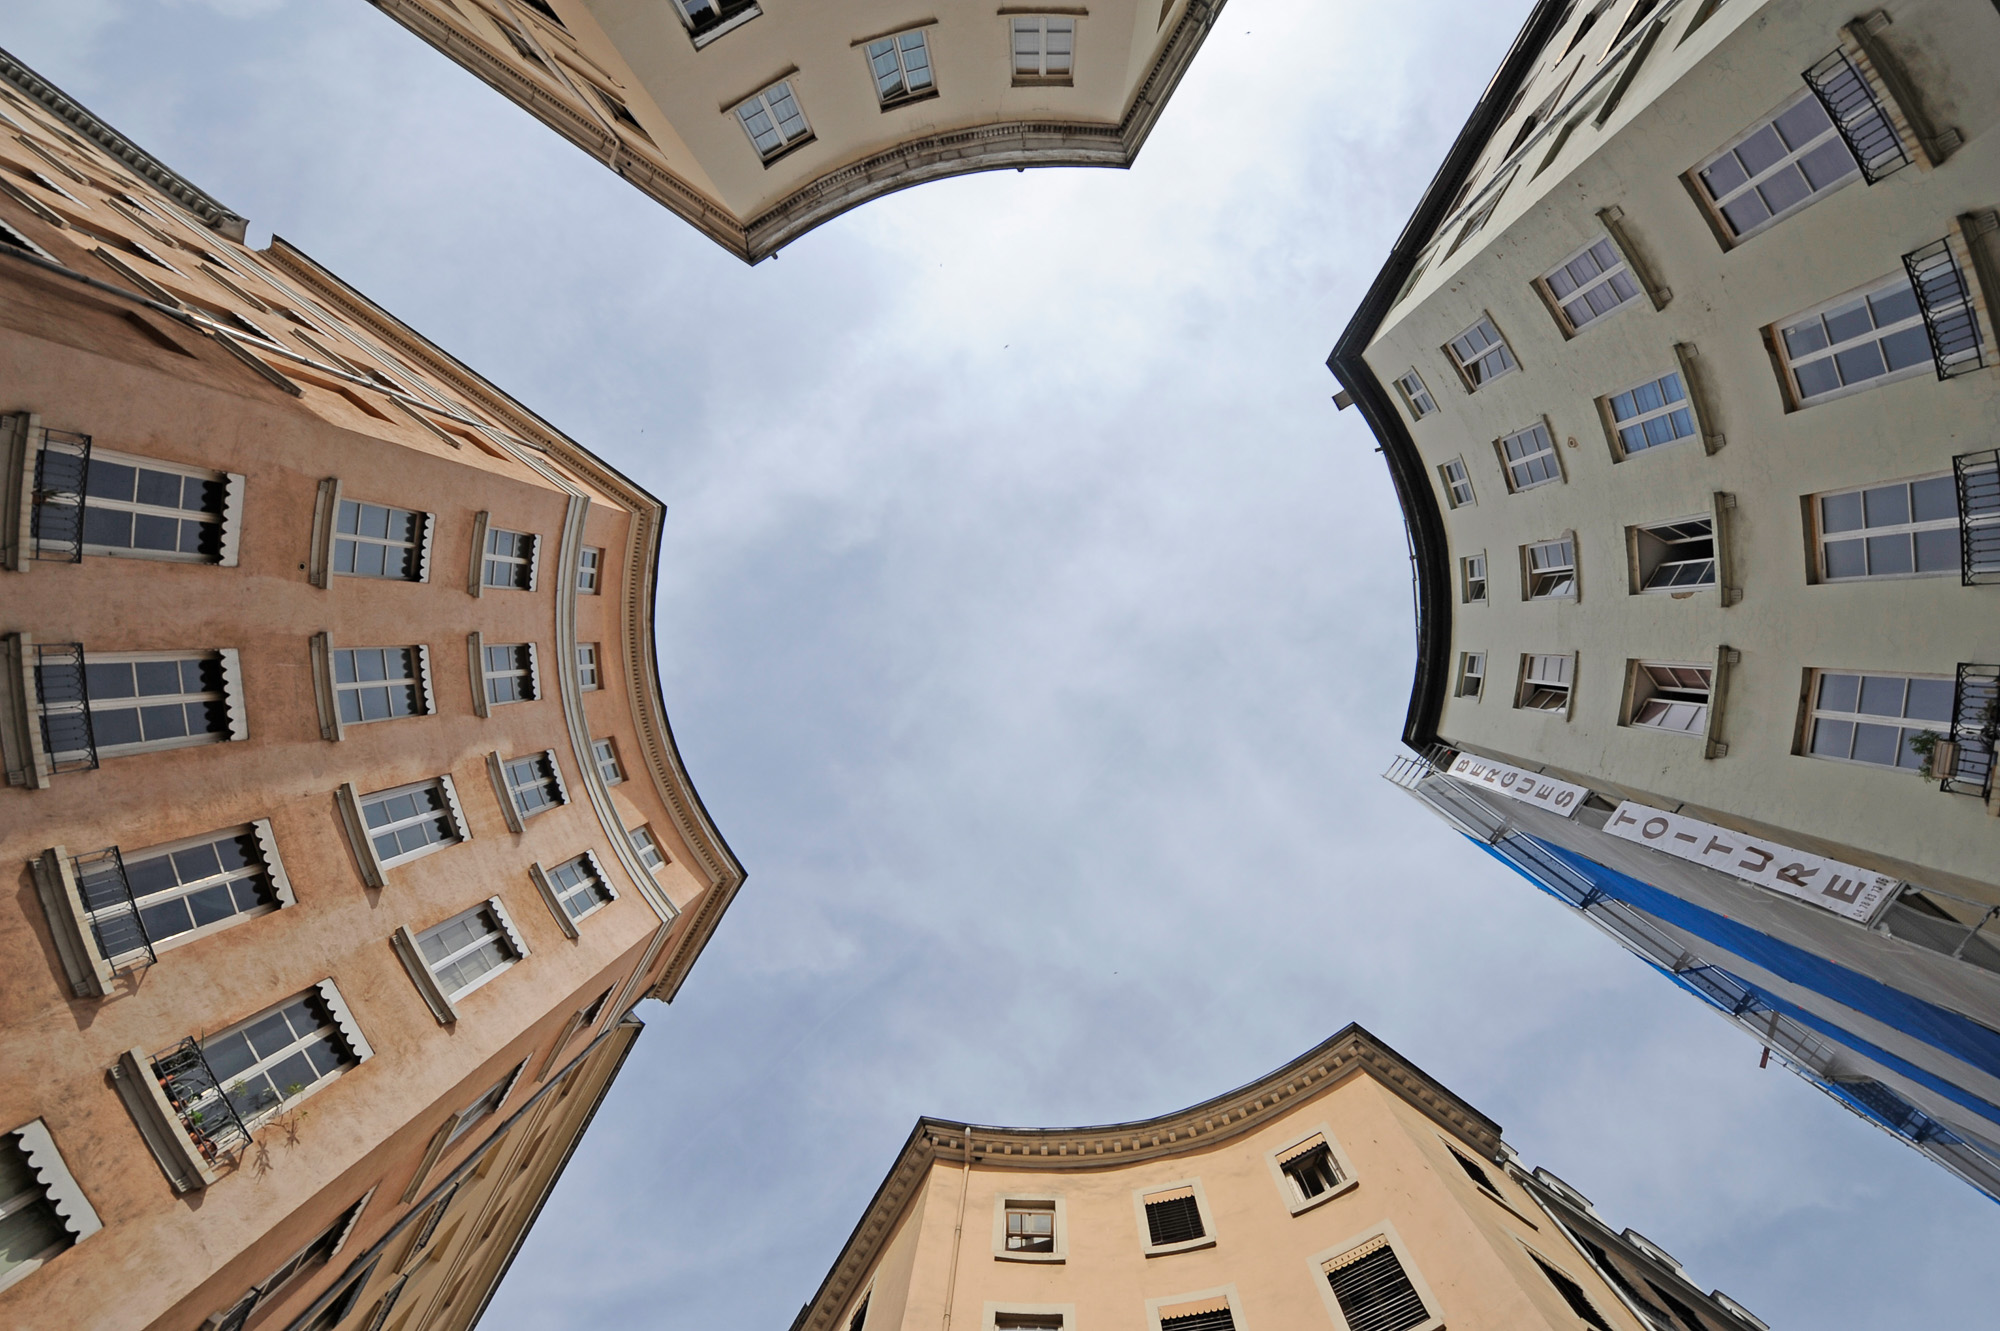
(27, 427), (90, 562)
(1903, 239), (1987, 381)
(1803, 47), (1910, 183)
(150, 1037), (253, 1166)
(1930, 664), (1998, 800)
(1955, 450), (2000, 584)
(71, 846), (157, 975)
(33, 641), (98, 776)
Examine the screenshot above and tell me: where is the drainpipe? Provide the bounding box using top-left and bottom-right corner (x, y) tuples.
(940, 1130), (974, 1330)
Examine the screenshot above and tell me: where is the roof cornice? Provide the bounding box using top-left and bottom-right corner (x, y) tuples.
(791, 1024), (1503, 1331)
(0, 44), (250, 241)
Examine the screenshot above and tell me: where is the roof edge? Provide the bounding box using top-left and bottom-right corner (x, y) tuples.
(1323, 0), (1571, 752)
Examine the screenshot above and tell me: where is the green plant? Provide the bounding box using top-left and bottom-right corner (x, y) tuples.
(1910, 729), (1945, 782)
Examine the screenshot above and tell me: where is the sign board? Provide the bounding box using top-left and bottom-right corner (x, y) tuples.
(1602, 802), (1899, 923)
(1446, 753), (1587, 818)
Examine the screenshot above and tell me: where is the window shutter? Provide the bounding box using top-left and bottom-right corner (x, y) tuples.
(335, 782), (388, 888)
(583, 847), (617, 902)
(486, 752), (525, 834)
(308, 477), (340, 588)
(217, 471), (246, 568)
(466, 631), (487, 718)
(251, 818), (296, 907)
(11, 1119), (103, 1243)
(525, 532), (540, 592)
(487, 895), (530, 960)
(415, 511), (436, 584)
(217, 648), (249, 741)
(416, 643), (436, 714)
(467, 510), (489, 597)
(525, 642), (541, 701)
(544, 748), (569, 805)
(437, 773), (471, 842)
(315, 978), (376, 1062)
(1324, 1236), (1428, 1331)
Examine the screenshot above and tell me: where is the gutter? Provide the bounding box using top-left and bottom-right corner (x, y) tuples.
(1323, 0), (1572, 751)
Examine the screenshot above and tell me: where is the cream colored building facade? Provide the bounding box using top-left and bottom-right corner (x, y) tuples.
(365, 0), (1225, 260)
(791, 1026), (1765, 1331)
(1330, 0), (2000, 1198)
(0, 46), (741, 1330)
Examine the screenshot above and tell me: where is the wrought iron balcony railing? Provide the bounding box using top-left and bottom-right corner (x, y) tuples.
(27, 428), (90, 563)
(1955, 449), (2000, 585)
(1904, 239), (1987, 381)
(33, 642), (98, 775)
(1803, 48), (1910, 183)
(71, 846), (157, 973)
(1931, 664), (1999, 799)
(151, 1037), (252, 1164)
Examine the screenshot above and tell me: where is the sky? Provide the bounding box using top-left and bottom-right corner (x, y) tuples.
(9, 1), (1994, 1327)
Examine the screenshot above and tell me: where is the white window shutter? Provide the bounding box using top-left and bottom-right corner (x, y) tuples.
(217, 471), (246, 568)
(315, 977), (376, 1062)
(217, 648), (249, 741)
(251, 818), (297, 906)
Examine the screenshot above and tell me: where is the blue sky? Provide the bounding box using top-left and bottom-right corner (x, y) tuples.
(12, 2), (1992, 1327)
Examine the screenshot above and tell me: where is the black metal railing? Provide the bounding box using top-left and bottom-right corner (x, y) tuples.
(33, 642), (98, 775)
(1904, 239), (1987, 380)
(71, 846), (156, 973)
(1954, 449), (2000, 585)
(28, 428), (90, 562)
(1803, 48), (1910, 183)
(151, 1037), (253, 1164)
(1936, 664), (1999, 799)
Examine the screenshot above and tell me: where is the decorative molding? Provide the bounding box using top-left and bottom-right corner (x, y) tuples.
(11, 1119), (102, 1243)
(111, 1047), (217, 1192)
(391, 926), (458, 1025)
(32, 847), (109, 997)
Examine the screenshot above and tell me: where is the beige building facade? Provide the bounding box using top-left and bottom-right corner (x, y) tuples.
(365, 0), (1226, 260)
(1330, 0), (2000, 1198)
(791, 1025), (1765, 1331)
(0, 45), (741, 1331)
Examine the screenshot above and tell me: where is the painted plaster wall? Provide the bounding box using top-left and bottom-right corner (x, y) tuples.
(1365, 0), (2000, 898)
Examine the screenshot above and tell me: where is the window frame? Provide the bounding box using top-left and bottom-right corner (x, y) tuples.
(337, 775), (470, 886)
(1310, 1222), (1443, 1331)
(1534, 235), (1644, 336)
(311, 635), (434, 741)
(57, 443), (240, 566)
(577, 642), (602, 690)
(470, 634), (541, 713)
(1009, 16), (1076, 85)
(1263, 1123), (1358, 1216)
(1456, 651), (1486, 700)
(1461, 552), (1488, 604)
(1685, 87), (1863, 247)
(1131, 1178), (1217, 1256)
(1394, 368), (1437, 420)
(591, 737), (625, 785)
(394, 897), (531, 1023)
(576, 545), (603, 593)
(489, 748), (569, 832)
(73, 821), (291, 971)
(474, 516), (540, 594)
(311, 480), (433, 586)
(1522, 534), (1578, 601)
(1597, 369), (1699, 460)
(1495, 420), (1563, 493)
(0, 1119), (101, 1295)
(669, 0), (763, 49)
(866, 28), (938, 107)
(1624, 661), (1713, 736)
(191, 985), (366, 1130)
(1437, 457), (1475, 509)
(1443, 314), (1519, 391)
(74, 649), (245, 759)
(1628, 516), (1718, 593)
(529, 851), (617, 937)
(733, 79), (815, 164)
(991, 1191), (1067, 1263)
(1516, 652), (1577, 719)
(1808, 471), (1961, 583)
(1801, 668), (1954, 774)
(1770, 271), (1932, 409)
(629, 824), (669, 874)
(205, 1190), (372, 1331)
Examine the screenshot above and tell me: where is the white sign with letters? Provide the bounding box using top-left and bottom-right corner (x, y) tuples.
(1602, 801), (1899, 923)
(1446, 753), (1588, 818)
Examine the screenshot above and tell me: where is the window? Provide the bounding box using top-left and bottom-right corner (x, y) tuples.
(445, 1063), (525, 1148)
(1633, 518), (1716, 591)
(0, 1122), (99, 1294)
(334, 499), (428, 580)
(1806, 671), (1953, 770)
(868, 30), (935, 104)
(1462, 553), (1487, 603)
(1524, 537), (1576, 600)
(996, 1317), (1064, 1331)
(1323, 1236), (1429, 1331)
(331, 646), (430, 725)
(481, 527), (538, 590)
(352, 777), (467, 871)
(1776, 273), (1930, 405)
(1438, 458), (1474, 508)
(1629, 663), (1712, 734)
(1011, 17), (1075, 82)
(185, 989), (358, 1128)
(76, 825), (284, 964)
(1814, 474), (1960, 580)
(1159, 1311), (1231, 1331)
(1448, 1146), (1500, 1194)
(1140, 1186), (1206, 1248)
(1446, 315), (1518, 389)
(577, 545), (602, 592)
(1518, 653), (1573, 713)
(1394, 369), (1436, 419)
(577, 642), (602, 690)
(735, 81), (813, 161)
(1456, 652), (1485, 699)
(57, 447), (230, 562)
(1800, 47), (1909, 183)
(629, 825), (668, 873)
(1540, 237), (1641, 332)
(542, 853), (614, 924)
(78, 651), (238, 758)
(1693, 90), (1857, 241)
(501, 752), (566, 821)
(482, 642), (539, 706)
(671, 0), (761, 45)
(592, 737), (624, 784)
(416, 901), (526, 1003)
(1278, 1139), (1344, 1203)
(207, 1193), (368, 1331)
(848, 1295), (871, 1331)
(1498, 422), (1560, 492)
(1604, 371), (1695, 456)
(1532, 1255), (1613, 1331)
(1006, 1201), (1054, 1253)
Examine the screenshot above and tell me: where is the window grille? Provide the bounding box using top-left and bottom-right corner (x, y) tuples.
(78, 828), (274, 965)
(1806, 671), (1953, 770)
(1635, 518), (1716, 590)
(1324, 1236), (1429, 1331)
(868, 31), (935, 103)
(32, 642), (98, 774)
(1695, 89), (1857, 238)
(1542, 237), (1640, 331)
(1499, 423), (1560, 492)
(1953, 449), (2000, 585)
(735, 82), (812, 159)
(1801, 47), (1908, 183)
(1902, 238), (1986, 380)
(1605, 371), (1695, 455)
(1532, 1256), (1613, 1331)
(26, 428), (90, 562)
(1143, 1191), (1204, 1246)
(1447, 317), (1516, 389)
(70, 846), (155, 972)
